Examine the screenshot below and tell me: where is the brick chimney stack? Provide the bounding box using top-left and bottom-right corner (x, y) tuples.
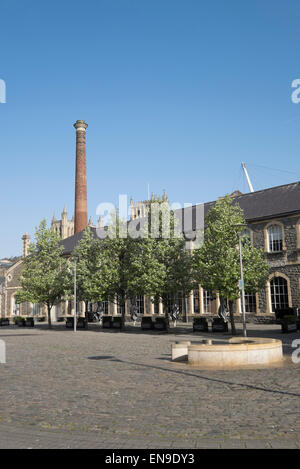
(73, 120), (88, 233)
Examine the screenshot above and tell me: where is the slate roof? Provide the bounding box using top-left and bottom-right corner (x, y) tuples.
(61, 181), (300, 255)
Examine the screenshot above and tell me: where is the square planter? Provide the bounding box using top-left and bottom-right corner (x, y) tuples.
(141, 317), (154, 330)
(0, 318), (9, 326)
(25, 318), (34, 327)
(77, 317), (88, 329)
(65, 317), (74, 328)
(281, 318), (298, 333)
(212, 318), (228, 332)
(102, 316), (113, 329)
(154, 317), (169, 331)
(112, 316), (124, 329)
(193, 317), (209, 332)
(17, 319), (26, 327)
(37, 317), (46, 322)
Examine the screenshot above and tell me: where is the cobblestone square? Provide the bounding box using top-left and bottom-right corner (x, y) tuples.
(0, 323), (299, 449)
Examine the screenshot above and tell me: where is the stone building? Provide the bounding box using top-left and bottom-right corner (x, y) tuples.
(1, 181), (300, 320)
(58, 181), (300, 320)
(51, 207), (97, 240)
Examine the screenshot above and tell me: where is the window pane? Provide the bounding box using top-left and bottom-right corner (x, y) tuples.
(268, 225), (283, 252)
(270, 277), (289, 310)
(244, 293), (256, 313)
(193, 289), (200, 313)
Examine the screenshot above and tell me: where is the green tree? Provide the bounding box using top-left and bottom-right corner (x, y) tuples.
(16, 220), (69, 328)
(70, 227), (115, 317)
(126, 198), (195, 317)
(193, 196), (269, 334)
(92, 199), (194, 318)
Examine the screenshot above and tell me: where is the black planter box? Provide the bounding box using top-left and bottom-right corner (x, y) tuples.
(141, 317), (154, 330)
(25, 318), (34, 327)
(0, 318), (9, 326)
(102, 316), (113, 328)
(18, 319), (26, 327)
(65, 317), (74, 328)
(77, 317), (88, 329)
(193, 317), (209, 332)
(275, 307), (297, 322)
(112, 316), (124, 329)
(154, 317), (169, 331)
(37, 317), (46, 322)
(87, 312), (95, 323)
(281, 321), (298, 333)
(212, 318), (228, 332)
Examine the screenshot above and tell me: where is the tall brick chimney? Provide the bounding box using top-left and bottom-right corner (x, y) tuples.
(73, 120), (88, 233)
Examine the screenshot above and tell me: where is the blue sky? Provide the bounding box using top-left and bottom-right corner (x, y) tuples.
(1, 0), (300, 257)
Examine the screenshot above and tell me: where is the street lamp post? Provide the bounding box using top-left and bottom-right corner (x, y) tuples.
(74, 259), (77, 333)
(238, 233), (247, 338)
(233, 224), (248, 338)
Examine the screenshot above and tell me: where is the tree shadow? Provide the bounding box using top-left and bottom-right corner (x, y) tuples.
(95, 356), (300, 398)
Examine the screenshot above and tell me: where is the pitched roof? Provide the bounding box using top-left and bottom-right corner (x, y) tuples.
(61, 181), (300, 254)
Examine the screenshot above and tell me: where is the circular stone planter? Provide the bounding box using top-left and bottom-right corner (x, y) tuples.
(171, 341), (191, 362)
(187, 337), (283, 368)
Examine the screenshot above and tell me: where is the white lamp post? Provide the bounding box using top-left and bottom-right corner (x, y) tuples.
(234, 224), (248, 338)
(74, 259), (77, 333)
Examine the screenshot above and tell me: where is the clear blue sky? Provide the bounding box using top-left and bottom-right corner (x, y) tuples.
(1, 0), (300, 257)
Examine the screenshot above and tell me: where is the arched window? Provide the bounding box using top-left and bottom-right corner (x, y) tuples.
(11, 296), (20, 316)
(270, 276), (289, 310)
(268, 225), (283, 252)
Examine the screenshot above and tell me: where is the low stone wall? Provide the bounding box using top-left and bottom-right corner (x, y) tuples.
(187, 337), (283, 368)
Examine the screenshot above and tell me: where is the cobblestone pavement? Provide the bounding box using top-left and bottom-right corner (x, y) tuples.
(0, 322), (299, 449)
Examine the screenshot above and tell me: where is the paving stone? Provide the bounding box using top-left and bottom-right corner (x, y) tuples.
(0, 323), (299, 448)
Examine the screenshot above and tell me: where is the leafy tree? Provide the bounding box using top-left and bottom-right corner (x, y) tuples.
(70, 227), (115, 317)
(91, 198), (194, 318)
(16, 220), (69, 328)
(193, 196), (269, 334)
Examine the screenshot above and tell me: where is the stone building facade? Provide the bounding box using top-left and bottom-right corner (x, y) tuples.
(1, 182), (300, 320)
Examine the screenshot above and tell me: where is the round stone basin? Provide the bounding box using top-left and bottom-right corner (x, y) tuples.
(187, 337), (283, 368)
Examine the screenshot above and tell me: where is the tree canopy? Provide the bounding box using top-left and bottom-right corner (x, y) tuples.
(16, 220), (69, 328)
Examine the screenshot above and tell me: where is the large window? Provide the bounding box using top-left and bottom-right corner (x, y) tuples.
(167, 292), (183, 315)
(136, 296), (144, 315)
(99, 300), (109, 314)
(244, 293), (256, 313)
(32, 304), (40, 316)
(203, 290), (213, 313)
(193, 289), (200, 314)
(268, 225), (283, 252)
(270, 276), (289, 310)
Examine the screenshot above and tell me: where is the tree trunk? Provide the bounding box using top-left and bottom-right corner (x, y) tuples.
(228, 300), (236, 335)
(85, 300), (89, 321)
(47, 304), (52, 329)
